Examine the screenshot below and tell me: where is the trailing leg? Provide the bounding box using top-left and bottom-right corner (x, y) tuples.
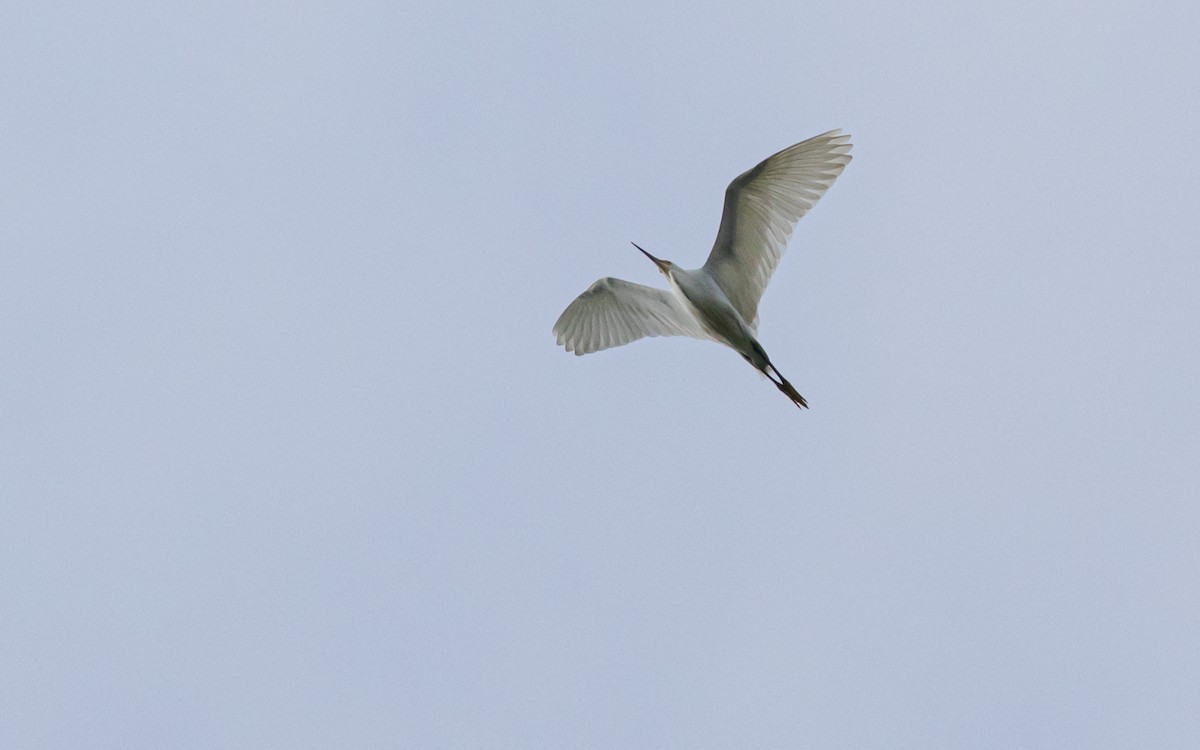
(766, 362), (808, 410)
(745, 340), (808, 410)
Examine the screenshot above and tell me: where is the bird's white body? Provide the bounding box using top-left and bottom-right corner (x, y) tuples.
(553, 130), (852, 409)
(664, 266), (765, 369)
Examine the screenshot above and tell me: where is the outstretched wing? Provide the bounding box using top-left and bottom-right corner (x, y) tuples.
(553, 277), (712, 355)
(703, 129), (852, 329)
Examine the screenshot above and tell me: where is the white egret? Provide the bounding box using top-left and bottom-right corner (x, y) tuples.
(553, 129), (852, 409)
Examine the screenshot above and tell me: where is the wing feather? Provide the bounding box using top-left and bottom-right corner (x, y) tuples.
(703, 130), (852, 329)
(553, 277), (711, 355)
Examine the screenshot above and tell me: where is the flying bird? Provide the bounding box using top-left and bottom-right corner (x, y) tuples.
(553, 129), (852, 409)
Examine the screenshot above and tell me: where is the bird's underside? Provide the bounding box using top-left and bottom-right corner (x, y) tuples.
(552, 129), (852, 410)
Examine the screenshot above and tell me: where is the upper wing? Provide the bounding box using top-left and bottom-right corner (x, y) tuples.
(553, 277), (712, 355)
(702, 129), (852, 329)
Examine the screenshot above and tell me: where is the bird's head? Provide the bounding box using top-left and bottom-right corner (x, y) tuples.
(632, 242), (673, 276)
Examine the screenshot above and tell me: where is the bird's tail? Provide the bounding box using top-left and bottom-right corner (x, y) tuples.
(766, 362), (808, 410)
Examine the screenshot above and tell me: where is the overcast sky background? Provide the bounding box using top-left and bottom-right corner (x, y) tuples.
(3, 1), (1199, 747)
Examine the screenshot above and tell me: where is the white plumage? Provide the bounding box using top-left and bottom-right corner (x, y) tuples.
(553, 130), (852, 409)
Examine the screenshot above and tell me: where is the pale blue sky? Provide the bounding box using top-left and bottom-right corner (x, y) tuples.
(3, 1), (1199, 747)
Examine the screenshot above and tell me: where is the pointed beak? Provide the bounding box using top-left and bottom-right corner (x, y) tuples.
(631, 242), (669, 273)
